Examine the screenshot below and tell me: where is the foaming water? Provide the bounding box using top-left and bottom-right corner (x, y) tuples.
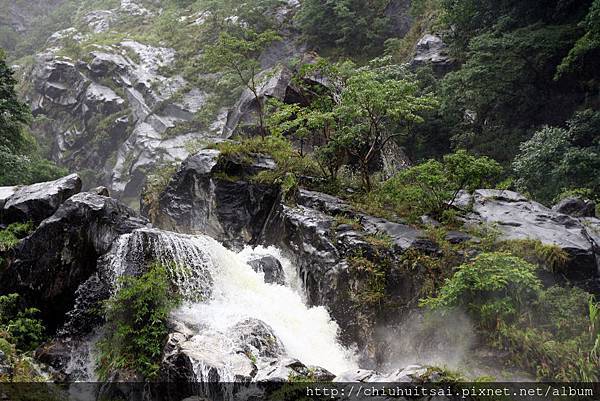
(173, 242), (358, 375)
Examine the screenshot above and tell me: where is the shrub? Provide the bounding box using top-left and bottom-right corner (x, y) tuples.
(0, 294), (45, 352)
(0, 222), (34, 252)
(141, 163), (178, 223)
(513, 110), (600, 205)
(96, 262), (180, 381)
(421, 252), (541, 328)
(214, 135), (319, 200)
(422, 252), (600, 381)
(496, 239), (570, 273)
(370, 150), (502, 222)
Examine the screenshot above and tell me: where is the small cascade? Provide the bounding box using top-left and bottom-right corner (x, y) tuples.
(105, 228), (216, 301)
(75, 227), (357, 384)
(174, 243), (358, 377)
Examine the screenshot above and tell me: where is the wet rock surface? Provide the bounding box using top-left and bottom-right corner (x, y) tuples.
(0, 189), (148, 331)
(410, 34), (456, 75)
(148, 149), (279, 248)
(0, 173), (81, 225)
(247, 255), (285, 285)
(457, 189), (600, 284)
(552, 196), (597, 218)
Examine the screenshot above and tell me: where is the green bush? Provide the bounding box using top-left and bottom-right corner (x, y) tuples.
(513, 110), (600, 205)
(370, 150), (502, 222)
(422, 251), (600, 381)
(96, 262), (180, 381)
(496, 239), (570, 273)
(0, 294), (45, 352)
(421, 252), (541, 328)
(214, 135), (319, 200)
(141, 163), (178, 223)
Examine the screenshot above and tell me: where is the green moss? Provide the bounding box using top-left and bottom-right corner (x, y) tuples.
(333, 215), (362, 230)
(0, 222), (34, 252)
(141, 163), (178, 223)
(497, 239), (570, 273)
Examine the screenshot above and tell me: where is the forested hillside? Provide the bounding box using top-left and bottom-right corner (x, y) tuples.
(0, 0), (599, 393)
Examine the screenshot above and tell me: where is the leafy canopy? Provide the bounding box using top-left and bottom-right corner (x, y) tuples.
(513, 109), (600, 204)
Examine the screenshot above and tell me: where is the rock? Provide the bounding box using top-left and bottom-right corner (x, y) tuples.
(1, 174), (82, 225)
(224, 66), (293, 136)
(153, 157), (438, 363)
(247, 255), (285, 285)
(460, 189), (600, 284)
(0, 349), (10, 376)
(552, 197), (596, 218)
(445, 231), (472, 244)
(149, 150), (280, 248)
(0, 187), (17, 210)
(89, 186), (110, 196)
(230, 319), (285, 359)
(254, 358), (334, 382)
(0, 192), (148, 331)
(410, 34), (455, 76)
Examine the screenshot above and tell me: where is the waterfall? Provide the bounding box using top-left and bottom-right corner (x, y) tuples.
(73, 228), (357, 383)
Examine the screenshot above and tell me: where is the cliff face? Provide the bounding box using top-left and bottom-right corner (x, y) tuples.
(8, 0), (304, 206)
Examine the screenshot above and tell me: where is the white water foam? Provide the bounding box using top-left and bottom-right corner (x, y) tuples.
(173, 241), (358, 376)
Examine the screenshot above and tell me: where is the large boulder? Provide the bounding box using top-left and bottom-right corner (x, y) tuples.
(147, 149), (280, 249)
(224, 66), (293, 137)
(552, 197), (596, 218)
(261, 189), (437, 359)
(457, 189), (600, 284)
(0, 174), (82, 225)
(0, 192), (148, 331)
(247, 255), (285, 285)
(410, 34), (456, 76)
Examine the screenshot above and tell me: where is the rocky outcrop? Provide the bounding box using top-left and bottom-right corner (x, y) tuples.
(0, 173), (81, 225)
(552, 196), (596, 218)
(0, 191), (148, 331)
(457, 189), (600, 285)
(146, 149), (279, 248)
(247, 255), (285, 285)
(224, 66), (293, 137)
(410, 34), (456, 75)
(151, 152), (438, 364)
(23, 29), (215, 204)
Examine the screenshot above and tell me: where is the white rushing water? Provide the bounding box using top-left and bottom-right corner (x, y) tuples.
(174, 241), (358, 376)
(92, 228), (357, 380)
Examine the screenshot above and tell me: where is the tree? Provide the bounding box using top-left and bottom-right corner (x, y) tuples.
(513, 109), (600, 204)
(0, 49), (30, 153)
(0, 49), (66, 186)
(295, 0), (392, 56)
(556, 0), (600, 82)
(421, 252), (541, 328)
(335, 68), (437, 191)
(202, 28), (281, 136)
(440, 24), (581, 162)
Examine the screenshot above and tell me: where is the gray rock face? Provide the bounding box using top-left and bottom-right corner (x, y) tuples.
(261, 190), (437, 358)
(1, 174), (81, 225)
(247, 255), (285, 285)
(410, 34), (455, 75)
(148, 149), (280, 248)
(224, 66), (293, 136)
(25, 34), (215, 205)
(0, 192), (148, 331)
(552, 197), (596, 218)
(458, 189), (600, 283)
